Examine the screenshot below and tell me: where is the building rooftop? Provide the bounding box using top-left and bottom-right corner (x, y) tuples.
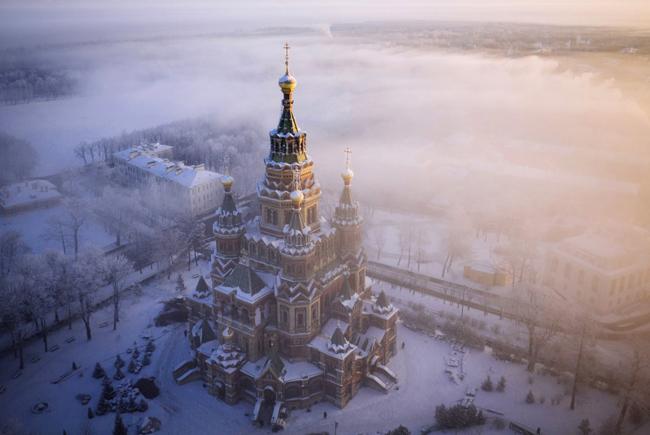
(0, 179), (62, 210)
(558, 228), (650, 272)
(114, 144), (220, 188)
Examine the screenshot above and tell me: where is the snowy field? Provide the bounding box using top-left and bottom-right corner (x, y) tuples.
(0, 258), (625, 435)
(0, 203), (113, 254)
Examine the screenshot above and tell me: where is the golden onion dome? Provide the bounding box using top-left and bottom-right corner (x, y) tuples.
(341, 168), (354, 185)
(222, 326), (234, 341)
(279, 73), (297, 92)
(290, 189), (304, 207)
(220, 174), (234, 191)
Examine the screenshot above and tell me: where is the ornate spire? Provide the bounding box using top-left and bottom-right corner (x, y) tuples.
(283, 167), (312, 252)
(333, 148), (362, 226)
(341, 272), (353, 300)
(328, 326), (354, 354)
(270, 43), (307, 163)
(213, 173), (243, 235)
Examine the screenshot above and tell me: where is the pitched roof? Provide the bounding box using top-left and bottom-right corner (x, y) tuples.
(331, 327), (347, 347)
(222, 262), (267, 296)
(265, 347), (286, 378)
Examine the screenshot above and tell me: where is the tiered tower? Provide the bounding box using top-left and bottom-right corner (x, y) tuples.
(211, 174), (245, 286)
(332, 148), (367, 296)
(258, 43), (321, 238)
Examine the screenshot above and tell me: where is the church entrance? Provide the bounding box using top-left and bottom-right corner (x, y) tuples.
(258, 386), (276, 426)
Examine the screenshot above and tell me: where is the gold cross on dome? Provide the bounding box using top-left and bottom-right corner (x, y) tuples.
(223, 153), (231, 176)
(284, 42), (290, 74)
(344, 147), (352, 171)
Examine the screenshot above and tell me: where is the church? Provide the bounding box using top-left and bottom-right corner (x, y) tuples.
(181, 45), (398, 427)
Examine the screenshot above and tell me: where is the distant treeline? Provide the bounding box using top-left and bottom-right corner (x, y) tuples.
(0, 67), (75, 105)
(75, 118), (266, 193)
(0, 131), (37, 185)
(334, 22), (650, 55)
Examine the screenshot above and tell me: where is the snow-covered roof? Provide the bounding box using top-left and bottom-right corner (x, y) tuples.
(0, 179), (62, 210)
(555, 228), (650, 272)
(308, 319), (356, 360)
(241, 356), (322, 382)
(114, 145), (221, 188)
(216, 260), (274, 304)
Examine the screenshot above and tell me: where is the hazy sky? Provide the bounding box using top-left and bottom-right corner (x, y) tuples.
(1, 0), (650, 33)
(0, 0), (648, 224)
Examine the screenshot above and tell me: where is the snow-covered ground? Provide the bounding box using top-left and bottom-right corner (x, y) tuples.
(0, 259), (627, 435)
(364, 207), (519, 294)
(0, 203), (113, 254)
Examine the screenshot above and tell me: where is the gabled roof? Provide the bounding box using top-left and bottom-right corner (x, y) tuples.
(191, 319), (217, 344)
(264, 348), (286, 379)
(222, 262), (267, 296)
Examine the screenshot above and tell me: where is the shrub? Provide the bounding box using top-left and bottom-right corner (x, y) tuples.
(435, 404), (486, 429)
(525, 390), (535, 404)
(92, 363), (106, 379)
(113, 367), (125, 381)
(496, 376), (506, 392)
(128, 359), (137, 374)
(385, 425), (410, 435)
(578, 418), (592, 435)
(481, 375), (494, 392)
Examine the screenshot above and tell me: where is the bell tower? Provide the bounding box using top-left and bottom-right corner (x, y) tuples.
(211, 174), (245, 286)
(333, 148), (367, 295)
(258, 43), (321, 238)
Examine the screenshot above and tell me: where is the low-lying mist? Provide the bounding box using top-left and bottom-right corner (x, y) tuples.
(0, 10), (649, 231)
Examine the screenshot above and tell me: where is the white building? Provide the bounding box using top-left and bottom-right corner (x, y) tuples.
(113, 143), (222, 217)
(0, 179), (62, 214)
(541, 227), (650, 314)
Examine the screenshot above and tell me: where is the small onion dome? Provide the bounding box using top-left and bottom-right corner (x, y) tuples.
(222, 326), (234, 341)
(341, 168), (354, 185)
(290, 189), (304, 207)
(220, 174), (234, 191)
(279, 73), (297, 92)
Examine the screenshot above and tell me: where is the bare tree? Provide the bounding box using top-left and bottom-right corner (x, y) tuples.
(17, 255), (54, 352)
(397, 225), (411, 266)
(568, 314), (598, 410)
(511, 286), (562, 372)
(371, 227), (386, 261)
(614, 339), (650, 434)
(72, 250), (103, 341)
(0, 231), (29, 279)
(93, 186), (138, 247)
(62, 200), (86, 260)
(0, 259), (36, 369)
(43, 215), (68, 254)
(441, 227), (470, 278)
(74, 142), (89, 165)
(100, 254), (132, 331)
(415, 228), (431, 273)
